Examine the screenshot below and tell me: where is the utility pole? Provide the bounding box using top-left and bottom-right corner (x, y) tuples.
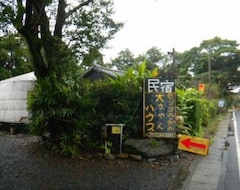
(208, 54), (211, 99)
(167, 48), (176, 78)
(172, 48), (176, 78)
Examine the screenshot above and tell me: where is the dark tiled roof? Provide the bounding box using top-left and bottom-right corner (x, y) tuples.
(82, 64), (124, 78)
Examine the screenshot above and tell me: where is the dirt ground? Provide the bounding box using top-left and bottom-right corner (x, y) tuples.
(0, 133), (195, 190)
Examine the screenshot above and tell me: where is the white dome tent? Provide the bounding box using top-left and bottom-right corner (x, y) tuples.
(0, 72), (36, 124)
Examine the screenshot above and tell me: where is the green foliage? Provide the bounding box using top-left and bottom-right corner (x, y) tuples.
(100, 141), (112, 154)
(79, 62), (160, 140)
(150, 139), (159, 148)
(3, 1), (227, 157)
(177, 37), (240, 96)
(109, 47), (166, 72)
(62, 0), (123, 66)
(143, 47), (165, 70)
(89, 80), (142, 138)
(0, 34), (32, 80)
(60, 133), (78, 158)
(0, 1), (123, 68)
(27, 73), (98, 156)
(27, 59), (220, 156)
(28, 76), (74, 135)
(176, 88), (218, 137)
(176, 88), (195, 135)
(108, 48), (135, 70)
(3, 0), (124, 157)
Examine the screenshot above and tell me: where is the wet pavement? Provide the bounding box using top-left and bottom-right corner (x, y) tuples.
(1, 112), (230, 190)
(0, 133), (193, 190)
(181, 112), (230, 190)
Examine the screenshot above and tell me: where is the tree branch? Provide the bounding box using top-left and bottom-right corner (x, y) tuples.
(54, 0), (67, 38)
(20, 0), (51, 78)
(65, 0), (93, 19)
(15, 0), (24, 31)
(25, 0), (33, 30)
(54, 0), (93, 38)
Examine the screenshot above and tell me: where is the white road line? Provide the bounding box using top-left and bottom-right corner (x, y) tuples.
(233, 111), (240, 181)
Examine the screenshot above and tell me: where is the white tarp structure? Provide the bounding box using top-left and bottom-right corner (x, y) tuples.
(0, 72), (36, 123)
(230, 87), (240, 93)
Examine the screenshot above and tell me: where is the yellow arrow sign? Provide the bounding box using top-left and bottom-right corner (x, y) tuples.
(178, 134), (209, 155)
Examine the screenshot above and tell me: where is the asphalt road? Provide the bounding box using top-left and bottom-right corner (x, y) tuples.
(0, 132), (194, 190)
(218, 111), (240, 190)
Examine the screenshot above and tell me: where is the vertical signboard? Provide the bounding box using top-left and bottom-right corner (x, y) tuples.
(143, 78), (176, 138)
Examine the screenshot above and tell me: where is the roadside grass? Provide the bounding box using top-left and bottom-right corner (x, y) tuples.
(203, 113), (227, 145)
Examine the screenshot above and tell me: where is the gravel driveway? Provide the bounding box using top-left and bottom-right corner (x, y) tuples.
(0, 133), (194, 190)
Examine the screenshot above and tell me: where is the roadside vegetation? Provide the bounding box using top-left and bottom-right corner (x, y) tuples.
(203, 114), (226, 144)
(27, 61), (229, 157)
(0, 1), (239, 157)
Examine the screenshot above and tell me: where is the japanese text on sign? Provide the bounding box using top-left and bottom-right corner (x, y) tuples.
(143, 78), (176, 138)
(146, 78), (175, 93)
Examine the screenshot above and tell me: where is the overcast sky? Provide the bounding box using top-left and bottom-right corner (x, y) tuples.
(102, 0), (240, 61)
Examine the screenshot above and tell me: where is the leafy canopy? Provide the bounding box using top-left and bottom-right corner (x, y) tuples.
(0, 34), (32, 80)
(0, 0), (123, 77)
(176, 37), (240, 96)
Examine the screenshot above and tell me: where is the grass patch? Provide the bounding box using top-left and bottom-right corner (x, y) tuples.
(203, 114), (226, 144)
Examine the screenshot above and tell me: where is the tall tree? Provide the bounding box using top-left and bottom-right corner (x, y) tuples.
(109, 46), (173, 75)
(0, 0), (122, 78)
(135, 47), (164, 71)
(199, 37), (240, 95)
(0, 0), (122, 140)
(109, 48), (135, 70)
(177, 37), (240, 96)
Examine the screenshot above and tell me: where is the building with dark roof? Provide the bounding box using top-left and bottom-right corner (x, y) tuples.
(82, 64), (124, 81)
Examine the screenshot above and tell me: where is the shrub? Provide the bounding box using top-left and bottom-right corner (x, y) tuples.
(27, 61), (219, 156)
(176, 88), (218, 137)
